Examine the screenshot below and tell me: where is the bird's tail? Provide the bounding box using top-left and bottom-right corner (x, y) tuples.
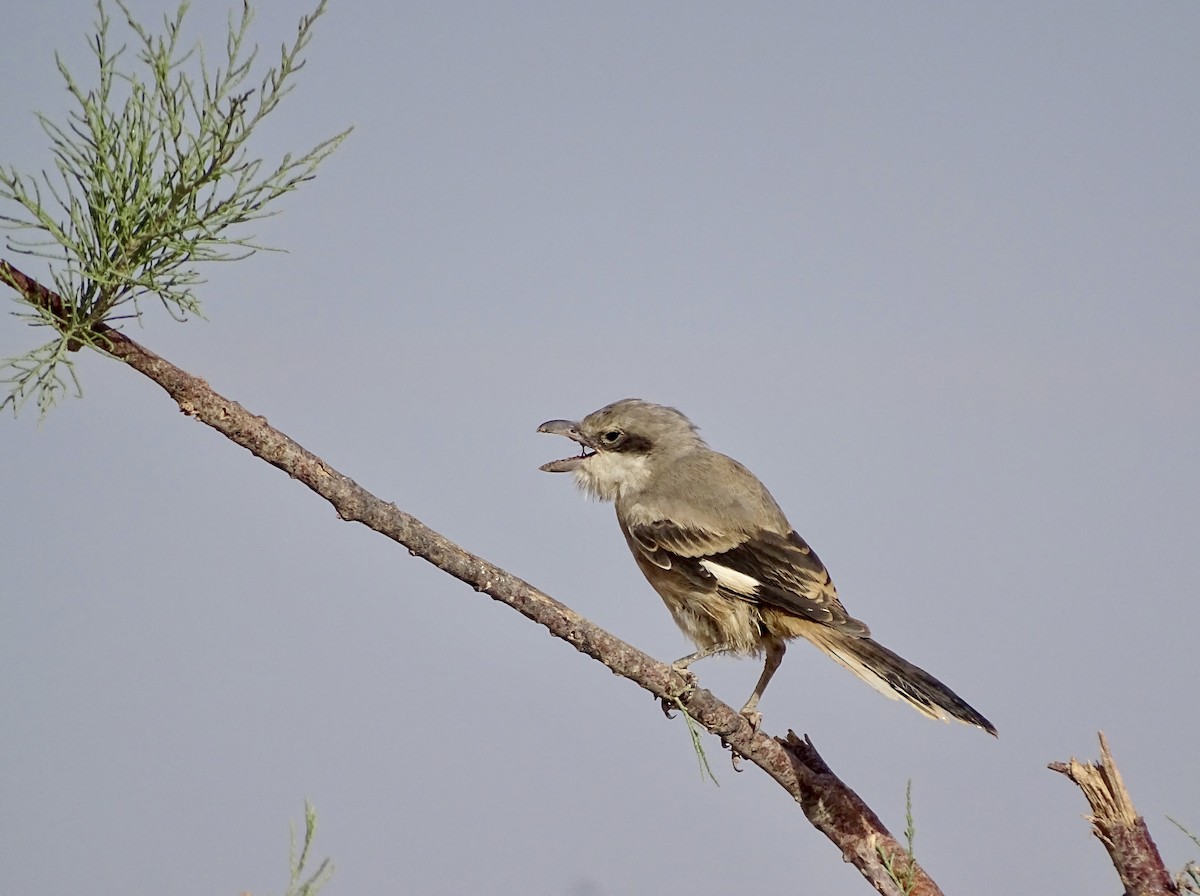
(804, 629), (997, 735)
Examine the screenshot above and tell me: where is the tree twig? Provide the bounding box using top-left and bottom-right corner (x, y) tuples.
(2, 259), (944, 896)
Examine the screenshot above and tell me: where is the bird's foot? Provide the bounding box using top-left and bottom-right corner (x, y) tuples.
(727, 708), (763, 772)
(669, 662), (698, 690)
(661, 664), (698, 718)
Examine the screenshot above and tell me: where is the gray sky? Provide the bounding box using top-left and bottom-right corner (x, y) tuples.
(4, 3), (1199, 894)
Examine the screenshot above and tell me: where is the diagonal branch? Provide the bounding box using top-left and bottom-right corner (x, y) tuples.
(1050, 732), (1179, 896)
(2, 258), (944, 896)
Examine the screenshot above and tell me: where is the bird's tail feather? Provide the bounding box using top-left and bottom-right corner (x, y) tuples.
(804, 630), (997, 735)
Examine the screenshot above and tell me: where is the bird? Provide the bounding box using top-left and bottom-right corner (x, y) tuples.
(537, 398), (996, 735)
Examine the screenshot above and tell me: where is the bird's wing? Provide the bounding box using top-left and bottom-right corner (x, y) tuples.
(627, 520), (869, 635)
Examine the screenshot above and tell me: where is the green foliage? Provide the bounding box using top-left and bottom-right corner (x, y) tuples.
(877, 780), (919, 896)
(0, 0), (348, 415)
(1183, 862), (1200, 896)
(670, 696), (720, 786)
(1168, 817), (1200, 894)
(283, 801), (333, 896)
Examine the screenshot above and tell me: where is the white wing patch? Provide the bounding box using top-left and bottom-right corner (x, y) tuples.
(699, 560), (761, 597)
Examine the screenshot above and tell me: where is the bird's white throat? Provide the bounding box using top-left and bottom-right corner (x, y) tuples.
(573, 451), (652, 502)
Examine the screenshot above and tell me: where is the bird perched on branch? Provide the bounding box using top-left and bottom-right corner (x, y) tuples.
(538, 398), (995, 735)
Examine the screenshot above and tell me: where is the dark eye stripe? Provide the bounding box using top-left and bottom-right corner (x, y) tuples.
(611, 433), (653, 453)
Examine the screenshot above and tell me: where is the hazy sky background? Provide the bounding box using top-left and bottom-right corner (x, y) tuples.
(4, 3), (1199, 895)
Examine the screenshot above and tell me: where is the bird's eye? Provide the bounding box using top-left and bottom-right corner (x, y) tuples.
(602, 430), (622, 444)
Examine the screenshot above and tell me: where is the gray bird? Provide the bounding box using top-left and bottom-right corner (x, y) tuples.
(538, 398), (995, 735)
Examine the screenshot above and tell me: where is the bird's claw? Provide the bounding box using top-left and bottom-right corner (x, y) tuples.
(727, 709), (762, 771)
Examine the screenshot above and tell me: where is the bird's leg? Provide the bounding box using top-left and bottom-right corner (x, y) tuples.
(739, 639), (786, 731)
(671, 642), (732, 671)
(660, 644), (732, 718)
(661, 643), (733, 716)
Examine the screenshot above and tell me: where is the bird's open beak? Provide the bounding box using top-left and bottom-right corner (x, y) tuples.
(537, 419), (596, 472)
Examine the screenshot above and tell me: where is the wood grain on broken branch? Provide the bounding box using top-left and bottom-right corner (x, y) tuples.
(1050, 732), (1178, 896)
(3, 259), (942, 896)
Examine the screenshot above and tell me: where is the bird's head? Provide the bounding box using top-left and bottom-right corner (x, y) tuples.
(537, 398), (703, 502)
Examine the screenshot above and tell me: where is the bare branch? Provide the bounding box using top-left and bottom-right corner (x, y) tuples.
(1050, 732), (1179, 896)
(1, 259), (943, 896)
